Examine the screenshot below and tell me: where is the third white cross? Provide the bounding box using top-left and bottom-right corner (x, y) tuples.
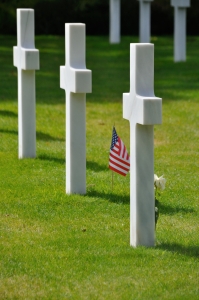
(123, 43), (162, 247)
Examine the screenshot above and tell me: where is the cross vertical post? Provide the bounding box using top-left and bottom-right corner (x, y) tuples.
(123, 44), (162, 247)
(138, 0), (153, 43)
(13, 9), (39, 158)
(109, 0), (121, 44)
(60, 24), (92, 195)
(171, 0), (190, 62)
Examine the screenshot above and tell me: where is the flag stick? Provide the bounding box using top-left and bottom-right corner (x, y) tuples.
(112, 171), (113, 191)
(112, 123), (115, 192)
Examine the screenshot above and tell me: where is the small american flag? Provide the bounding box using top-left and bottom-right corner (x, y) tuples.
(109, 127), (130, 176)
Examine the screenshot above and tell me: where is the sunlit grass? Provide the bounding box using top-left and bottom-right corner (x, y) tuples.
(0, 35), (199, 299)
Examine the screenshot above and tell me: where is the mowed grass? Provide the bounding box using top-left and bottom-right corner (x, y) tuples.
(0, 35), (199, 299)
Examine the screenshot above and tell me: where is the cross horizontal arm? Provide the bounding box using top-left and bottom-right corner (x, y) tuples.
(171, 0), (190, 7)
(13, 48), (39, 70)
(60, 23), (92, 94)
(123, 43), (162, 125)
(13, 9), (39, 70)
(60, 67), (91, 93)
(123, 94), (162, 125)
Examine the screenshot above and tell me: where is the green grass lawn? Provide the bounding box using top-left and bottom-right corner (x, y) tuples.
(0, 35), (199, 299)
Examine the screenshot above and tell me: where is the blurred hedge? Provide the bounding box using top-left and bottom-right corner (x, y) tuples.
(0, 0), (198, 36)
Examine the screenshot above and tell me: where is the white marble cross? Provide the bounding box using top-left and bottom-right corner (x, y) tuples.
(171, 0), (190, 62)
(123, 44), (162, 247)
(138, 0), (153, 43)
(13, 9), (39, 158)
(109, 0), (121, 44)
(60, 24), (92, 195)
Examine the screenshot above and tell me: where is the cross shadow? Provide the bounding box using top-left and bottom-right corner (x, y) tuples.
(37, 157), (110, 169)
(0, 110), (17, 117)
(0, 129), (65, 143)
(36, 131), (64, 142)
(86, 160), (107, 172)
(156, 242), (199, 258)
(159, 203), (195, 215)
(37, 154), (65, 164)
(86, 190), (130, 205)
(0, 129), (17, 135)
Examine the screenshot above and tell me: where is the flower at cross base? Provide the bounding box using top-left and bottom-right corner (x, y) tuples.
(154, 174), (166, 191)
(154, 174), (166, 227)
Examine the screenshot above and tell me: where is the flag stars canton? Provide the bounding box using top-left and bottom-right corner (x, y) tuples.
(110, 128), (118, 149)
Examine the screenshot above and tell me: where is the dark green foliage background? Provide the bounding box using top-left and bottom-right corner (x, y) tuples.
(0, 0), (199, 36)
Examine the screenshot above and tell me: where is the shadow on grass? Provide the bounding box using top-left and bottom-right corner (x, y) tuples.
(0, 110), (17, 117)
(87, 160), (107, 172)
(37, 131), (64, 142)
(0, 129), (17, 135)
(0, 129), (65, 143)
(36, 157), (108, 170)
(157, 242), (199, 258)
(159, 203), (195, 215)
(86, 190), (130, 205)
(37, 154), (65, 164)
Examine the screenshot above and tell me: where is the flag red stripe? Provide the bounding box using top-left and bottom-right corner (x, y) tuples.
(109, 165), (127, 176)
(112, 148), (120, 156)
(109, 156), (129, 170)
(109, 160), (129, 173)
(111, 147), (128, 158)
(109, 151), (130, 167)
(109, 156), (130, 172)
(120, 138), (125, 159)
(112, 141), (129, 160)
(118, 138), (122, 153)
(112, 144), (120, 155)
